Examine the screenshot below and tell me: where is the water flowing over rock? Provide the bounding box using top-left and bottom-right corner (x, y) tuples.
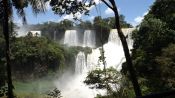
(55, 51), (104, 98)
(64, 30), (78, 46)
(87, 28), (134, 70)
(83, 30), (96, 48)
(123, 28), (134, 48)
(56, 28), (134, 98)
(108, 29), (121, 46)
(75, 52), (87, 74)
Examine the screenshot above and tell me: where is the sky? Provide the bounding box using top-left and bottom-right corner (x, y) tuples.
(13, 0), (155, 27)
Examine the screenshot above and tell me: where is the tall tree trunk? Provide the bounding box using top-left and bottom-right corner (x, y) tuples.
(108, 0), (142, 97)
(2, 0), (14, 98)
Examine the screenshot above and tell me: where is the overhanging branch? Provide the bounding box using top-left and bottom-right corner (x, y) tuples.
(101, 0), (114, 10)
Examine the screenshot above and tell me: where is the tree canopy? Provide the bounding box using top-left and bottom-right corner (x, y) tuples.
(122, 0), (175, 94)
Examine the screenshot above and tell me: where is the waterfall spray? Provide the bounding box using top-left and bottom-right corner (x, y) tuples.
(57, 28), (134, 98)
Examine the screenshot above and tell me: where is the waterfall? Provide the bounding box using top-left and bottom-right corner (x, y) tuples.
(86, 49), (101, 70)
(108, 29), (121, 46)
(63, 29), (96, 47)
(87, 28), (134, 70)
(108, 28), (134, 46)
(122, 28), (135, 48)
(55, 51), (103, 98)
(83, 30), (96, 48)
(55, 28), (134, 98)
(64, 30), (78, 46)
(75, 52), (86, 74)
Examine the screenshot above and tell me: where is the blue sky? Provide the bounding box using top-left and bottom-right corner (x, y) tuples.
(13, 0), (155, 26)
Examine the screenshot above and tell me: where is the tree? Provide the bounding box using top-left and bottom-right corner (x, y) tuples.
(10, 36), (65, 79)
(127, 0), (175, 94)
(0, 27), (6, 97)
(84, 67), (121, 97)
(119, 15), (133, 28)
(149, 0), (175, 30)
(77, 20), (93, 29)
(100, 0), (142, 96)
(93, 16), (110, 46)
(156, 44), (175, 89)
(84, 67), (136, 98)
(48, 0), (141, 96)
(2, 0), (13, 97)
(46, 88), (62, 98)
(1, 0), (46, 97)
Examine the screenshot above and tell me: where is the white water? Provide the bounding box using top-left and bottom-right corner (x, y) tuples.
(54, 71), (104, 98)
(64, 30), (78, 46)
(83, 30), (96, 48)
(75, 52), (87, 74)
(55, 51), (104, 98)
(56, 28), (134, 98)
(87, 28), (134, 71)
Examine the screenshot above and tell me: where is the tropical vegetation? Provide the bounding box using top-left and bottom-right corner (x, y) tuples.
(0, 0), (175, 98)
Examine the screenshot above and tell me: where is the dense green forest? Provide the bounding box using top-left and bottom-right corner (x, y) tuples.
(132, 0), (175, 93)
(121, 0), (175, 97)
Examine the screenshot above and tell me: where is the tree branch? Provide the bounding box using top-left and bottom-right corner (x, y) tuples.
(107, 0), (142, 97)
(101, 0), (113, 10)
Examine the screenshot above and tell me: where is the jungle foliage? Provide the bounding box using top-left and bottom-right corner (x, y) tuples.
(122, 0), (175, 95)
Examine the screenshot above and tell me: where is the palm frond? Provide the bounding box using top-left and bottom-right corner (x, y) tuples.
(16, 8), (27, 24)
(28, 0), (46, 15)
(12, 0), (27, 24)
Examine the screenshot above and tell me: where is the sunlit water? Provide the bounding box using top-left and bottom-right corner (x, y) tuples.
(83, 30), (96, 48)
(64, 30), (79, 46)
(55, 28), (134, 98)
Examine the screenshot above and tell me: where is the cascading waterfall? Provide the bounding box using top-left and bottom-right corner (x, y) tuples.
(123, 28), (134, 48)
(87, 28), (134, 70)
(75, 52), (87, 74)
(108, 29), (121, 46)
(56, 28), (134, 98)
(83, 30), (96, 48)
(109, 28), (134, 47)
(64, 30), (78, 46)
(55, 51), (102, 98)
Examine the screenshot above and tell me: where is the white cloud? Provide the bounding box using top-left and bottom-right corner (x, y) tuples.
(143, 11), (148, 16)
(105, 8), (113, 15)
(134, 16), (144, 23)
(104, 7), (120, 15)
(45, 0), (51, 11)
(133, 11), (149, 26)
(58, 12), (83, 22)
